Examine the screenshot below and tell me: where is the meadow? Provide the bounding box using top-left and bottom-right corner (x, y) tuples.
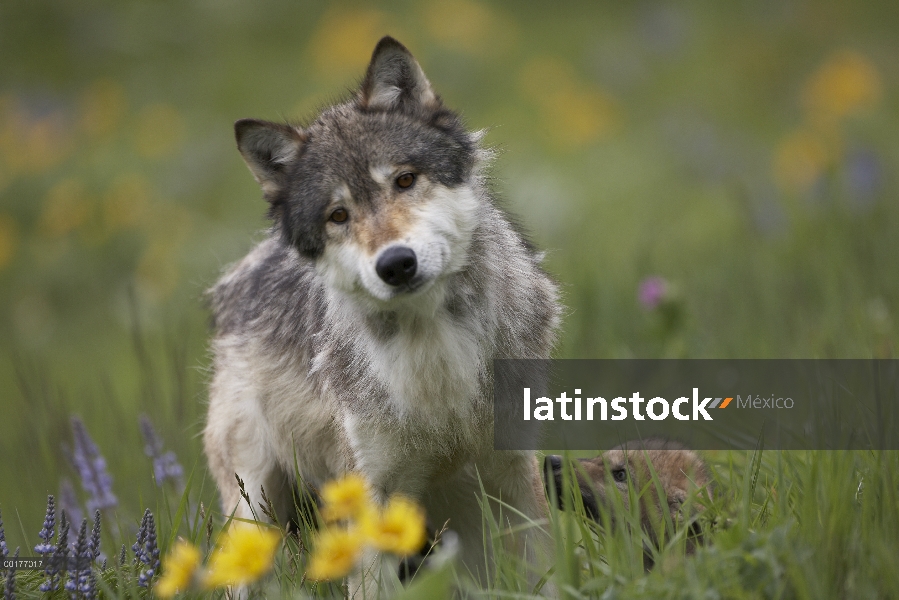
(1, 0), (898, 597)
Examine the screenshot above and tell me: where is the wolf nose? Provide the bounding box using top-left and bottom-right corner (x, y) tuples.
(376, 246), (418, 286)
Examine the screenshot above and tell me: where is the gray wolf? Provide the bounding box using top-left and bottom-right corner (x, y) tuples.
(544, 438), (711, 568)
(203, 36), (561, 588)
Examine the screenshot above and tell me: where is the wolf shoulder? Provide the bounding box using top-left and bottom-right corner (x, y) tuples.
(208, 236), (324, 342)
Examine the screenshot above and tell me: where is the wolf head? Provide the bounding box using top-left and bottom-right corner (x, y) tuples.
(544, 438), (712, 563)
(235, 37), (486, 306)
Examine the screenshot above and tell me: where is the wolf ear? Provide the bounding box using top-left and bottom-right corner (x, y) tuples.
(359, 36), (439, 112)
(235, 119), (305, 197)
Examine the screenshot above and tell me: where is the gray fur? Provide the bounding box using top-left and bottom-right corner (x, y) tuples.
(205, 37), (561, 589)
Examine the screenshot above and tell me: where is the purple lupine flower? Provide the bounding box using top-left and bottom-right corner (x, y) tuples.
(132, 509), (149, 564)
(87, 510), (102, 562)
(139, 415), (185, 490)
(34, 495), (56, 556)
(845, 148), (882, 204)
(83, 570), (97, 600)
(0, 508), (8, 559)
(146, 515), (160, 575)
(638, 276), (669, 310)
(4, 547), (18, 600)
(40, 511), (68, 592)
(66, 519), (89, 597)
(76, 517), (97, 599)
(135, 510), (159, 588)
(118, 544), (126, 567)
(69, 417), (117, 514)
(59, 479), (84, 527)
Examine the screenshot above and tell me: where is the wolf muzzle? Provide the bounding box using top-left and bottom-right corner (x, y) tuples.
(543, 454), (600, 520)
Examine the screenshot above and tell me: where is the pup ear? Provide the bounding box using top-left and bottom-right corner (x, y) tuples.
(358, 36), (439, 112)
(234, 118), (305, 197)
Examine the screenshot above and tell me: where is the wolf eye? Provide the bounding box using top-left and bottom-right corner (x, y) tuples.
(612, 468), (627, 483)
(395, 172), (416, 189)
(329, 208), (349, 223)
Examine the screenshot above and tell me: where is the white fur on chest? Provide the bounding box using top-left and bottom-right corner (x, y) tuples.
(315, 278), (491, 429)
(365, 308), (484, 423)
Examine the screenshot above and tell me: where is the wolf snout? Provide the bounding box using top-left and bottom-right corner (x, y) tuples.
(376, 246), (418, 286)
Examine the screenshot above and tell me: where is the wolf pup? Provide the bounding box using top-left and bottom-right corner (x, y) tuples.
(544, 438), (711, 568)
(203, 37), (561, 586)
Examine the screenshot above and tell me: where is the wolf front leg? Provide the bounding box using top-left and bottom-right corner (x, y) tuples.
(340, 412), (441, 597)
(410, 450), (554, 592)
(203, 388), (294, 526)
(340, 411), (440, 502)
(477, 450), (555, 594)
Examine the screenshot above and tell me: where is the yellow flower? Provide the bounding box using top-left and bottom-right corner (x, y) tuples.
(802, 50), (882, 125)
(37, 178), (90, 238)
(320, 473), (370, 522)
(518, 57), (618, 149)
(307, 527), (364, 581)
(422, 0), (500, 53)
(306, 7), (386, 78)
(203, 524), (281, 589)
(772, 128), (835, 194)
(360, 496), (427, 555)
(154, 540), (201, 598)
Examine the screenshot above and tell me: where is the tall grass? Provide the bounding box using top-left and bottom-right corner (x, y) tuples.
(2, 202), (898, 597)
(4, 368), (898, 599)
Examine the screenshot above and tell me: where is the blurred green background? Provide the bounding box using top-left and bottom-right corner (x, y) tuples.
(1, 0), (897, 553)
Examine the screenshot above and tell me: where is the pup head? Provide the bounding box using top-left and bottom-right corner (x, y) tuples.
(234, 37), (485, 305)
(544, 438), (711, 554)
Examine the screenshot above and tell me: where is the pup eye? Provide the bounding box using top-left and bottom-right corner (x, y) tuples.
(329, 208), (349, 223)
(395, 172), (416, 189)
(612, 469), (627, 483)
